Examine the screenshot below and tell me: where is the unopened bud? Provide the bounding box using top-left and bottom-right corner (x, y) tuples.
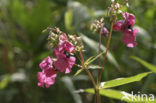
(68, 35), (84, 51)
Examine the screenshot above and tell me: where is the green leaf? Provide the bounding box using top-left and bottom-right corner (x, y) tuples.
(85, 51), (105, 65)
(100, 72), (151, 89)
(131, 56), (156, 73)
(65, 8), (73, 31)
(85, 88), (156, 103)
(0, 75), (10, 89)
(73, 65), (102, 77)
(84, 56), (95, 65)
(88, 65), (103, 69)
(74, 69), (84, 77)
(81, 34), (120, 70)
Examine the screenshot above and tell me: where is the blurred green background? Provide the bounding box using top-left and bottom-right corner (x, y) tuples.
(0, 0), (156, 103)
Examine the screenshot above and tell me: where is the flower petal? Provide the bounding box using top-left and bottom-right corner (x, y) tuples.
(113, 20), (124, 31)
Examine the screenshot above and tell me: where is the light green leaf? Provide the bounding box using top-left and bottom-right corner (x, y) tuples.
(74, 69), (84, 77)
(131, 56), (156, 73)
(74, 65), (102, 77)
(85, 56), (95, 65)
(65, 8), (73, 31)
(100, 72), (151, 89)
(85, 88), (156, 103)
(81, 34), (120, 70)
(0, 74), (10, 89)
(85, 51), (105, 65)
(88, 65), (103, 69)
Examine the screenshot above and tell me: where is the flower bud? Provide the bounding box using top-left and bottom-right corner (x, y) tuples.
(100, 27), (109, 37)
(69, 35), (84, 51)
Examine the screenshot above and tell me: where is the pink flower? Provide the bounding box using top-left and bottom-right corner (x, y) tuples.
(122, 29), (138, 48)
(54, 53), (76, 74)
(113, 12), (138, 48)
(37, 33), (76, 88)
(38, 56), (57, 88)
(113, 20), (124, 31)
(59, 33), (67, 41)
(53, 35), (76, 73)
(122, 12), (135, 26)
(52, 33), (76, 73)
(37, 69), (57, 88)
(53, 41), (75, 57)
(39, 56), (53, 71)
(113, 12), (135, 32)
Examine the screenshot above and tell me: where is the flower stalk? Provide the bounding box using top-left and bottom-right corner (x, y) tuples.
(96, 15), (116, 103)
(99, 16), (116, 83)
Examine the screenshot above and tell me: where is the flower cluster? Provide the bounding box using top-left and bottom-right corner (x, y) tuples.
(90, 18), (109, 37)
(53, 34), (76, 74)
(113, 12), (138, 48)
(37, 31), (77, 88)
(109, 0), (122, 15)
(38, 56), (57, 88)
